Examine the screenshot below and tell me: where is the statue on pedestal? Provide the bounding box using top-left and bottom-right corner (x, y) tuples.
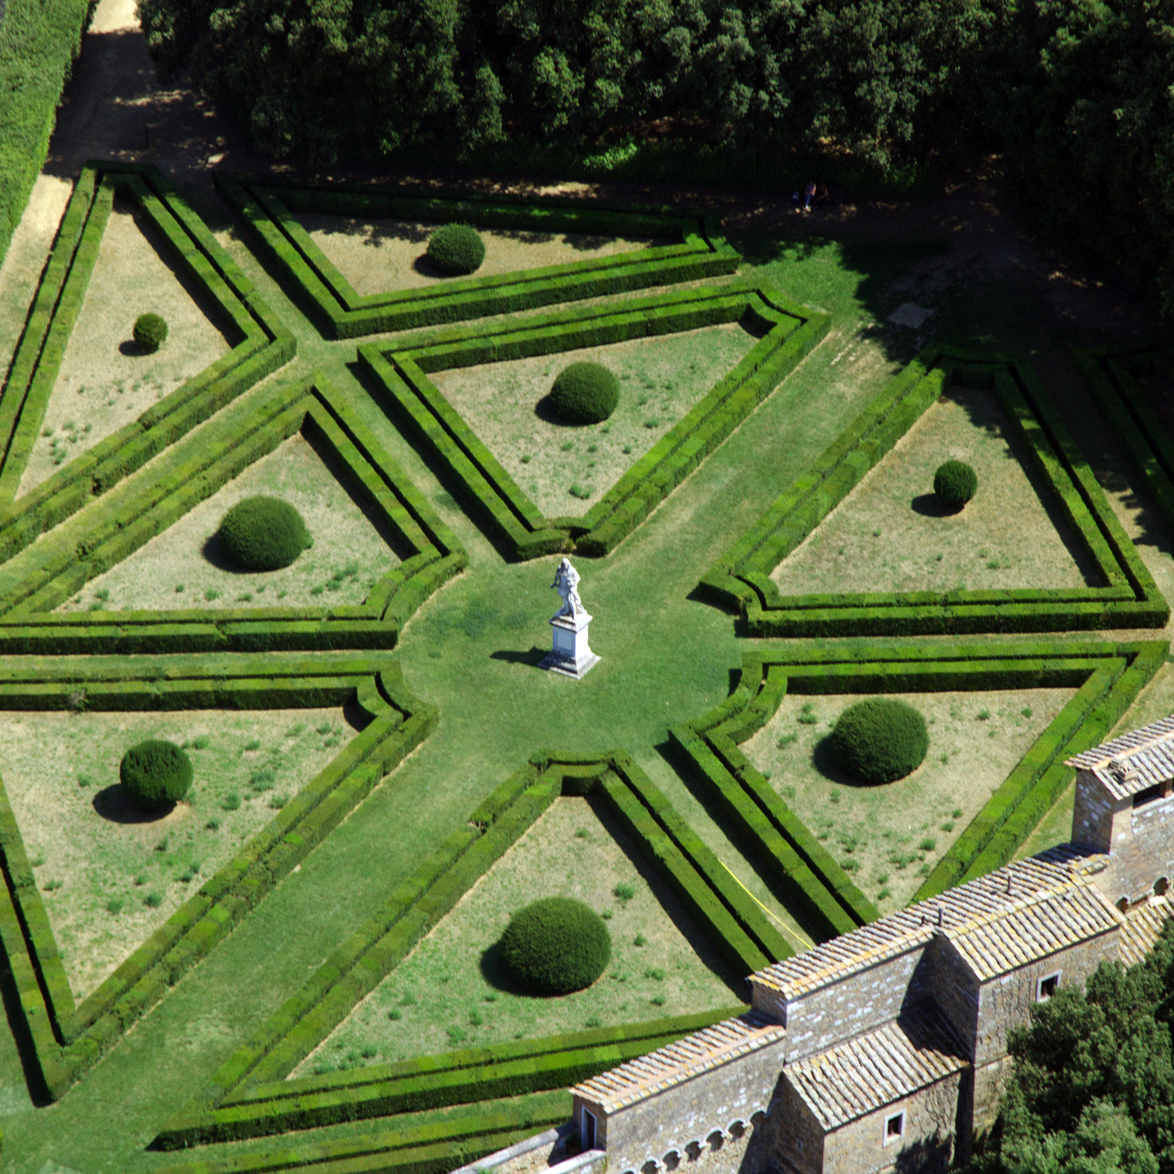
(540, 558), (599, 679)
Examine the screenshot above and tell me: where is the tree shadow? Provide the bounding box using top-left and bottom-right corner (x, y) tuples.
(911, 493), (952, 517)
(92, 784), (174, 824)
(199, 532), (238, 572)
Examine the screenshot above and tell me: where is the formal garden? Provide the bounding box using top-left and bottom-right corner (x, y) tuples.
(0, 3), (1173, 1174)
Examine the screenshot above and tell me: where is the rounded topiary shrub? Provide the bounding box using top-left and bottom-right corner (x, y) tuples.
(828, 698), (929, 785)
(498, 897), (611, 995)
(120, 740), (193, 811)
(133, 312), (168, 354)
(933, 460), (978, 510)
(426, 223), (486, 275)
(217, 496), (311, 572)
(550, 362), (620, 425)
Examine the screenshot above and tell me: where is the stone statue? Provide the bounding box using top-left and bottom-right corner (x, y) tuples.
(551, 558), (584, 618)
(541, 557), (598, 678)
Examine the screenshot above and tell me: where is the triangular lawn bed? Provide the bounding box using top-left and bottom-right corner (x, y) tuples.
(294, 792), (741, 1074)
(699, 347), (1168, 635)
(16, 187), (236, 501)
(359, 283), (830, 559)
(149, 754), (785, 1155)
(0, 373), (465, 654)
(0, 700), (362, 1004)
(216, 172), (741, 338)
(0, 654), (434, 1099)
(0, 162), (294, 565)
(768, 379), (1102, 602)
(670, 638), (1165, 939)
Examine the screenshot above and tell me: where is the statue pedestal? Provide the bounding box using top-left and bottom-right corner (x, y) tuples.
(540, 609), (599, 679)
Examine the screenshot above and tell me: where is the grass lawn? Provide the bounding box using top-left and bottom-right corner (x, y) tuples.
(57, 434), (403, 612)
(300, 795), (741, 1073)
(0, 706), (354, 998)
(430, 322), (759, 513)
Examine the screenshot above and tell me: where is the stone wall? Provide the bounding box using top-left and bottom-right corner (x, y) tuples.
(1109, 793), (1174, 903)
(588, 1037), (788, 1174)
(1072, 769), (1115, 854)
(814, 1073), (962, 1174)
(914, 937), (978, 1059)
(972, 932), (1119, 1068)
(753, 943), (929, 1065)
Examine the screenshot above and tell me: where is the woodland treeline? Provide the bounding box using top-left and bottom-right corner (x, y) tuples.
(138, 0), (1174, 315)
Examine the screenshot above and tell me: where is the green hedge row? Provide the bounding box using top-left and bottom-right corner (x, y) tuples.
(0, 373), (466, 652)
(0, 0), (94, 271)
(698, 347), (1168, 636)
(217, 172), (740, 338)
(158, 1009), (740, 1147)
(1075, 339), (1174, 529)
(362, 284), (829, 560)
(151, 1091), (571, 1174)
(670, 640), (1165, 942)
(0, 163), (295, 564)
(173, 752), (782, 1151)
(0, 659), (433, 1099)
(671, 662), (876, 941)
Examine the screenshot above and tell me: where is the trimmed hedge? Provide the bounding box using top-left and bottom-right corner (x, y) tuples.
(1075, 339), (1174, 530)
(670, 640), (1165, 944)
(361, 283), (829, 559)
(0, 163), (296, 558)
(0, 374), (467, 653)
(216, 173), (741, 339)
(698, 347), (1169, 636)
(152, 1092), (572, 1174)
(427, 223), (485, 275)
(0, 659), (434, 1100)
(156, 1009), (742, 1148)
(499, 898), (611, 994)
(217, 496), (311, 571)
(185, 752), (782, 1124)
(0, 0), (93, 272)
(120, 740), (193, 810)
(828, 698), (928, 784)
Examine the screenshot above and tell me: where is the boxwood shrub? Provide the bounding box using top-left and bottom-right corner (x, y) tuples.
(549, 362), (620, 425)
(427, 224), (485, 275)
(217, 496), (311, 571)
(133, 312), (168, 354)
(498, 897), (610, 994)
(828, 698), (928, 784)
(934, 459), (977, 510)
(120, 740), (193, 810)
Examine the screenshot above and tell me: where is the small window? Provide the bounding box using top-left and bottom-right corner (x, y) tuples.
(1133, 783), (1167, 808)
(884, 1111), (905, 1146)
(1037, 972), (1061, 1001)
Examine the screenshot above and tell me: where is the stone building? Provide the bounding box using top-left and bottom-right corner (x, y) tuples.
(561, 714), (1174, 1174)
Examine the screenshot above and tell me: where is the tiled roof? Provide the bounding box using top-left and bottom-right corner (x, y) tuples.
(1119, 896), (1174, 967)
(752, 848), (1110, 997)
(571, 1012), (785, 1115)
(784, 1007), (968, 1131)
(1066, 715), (1174, 800)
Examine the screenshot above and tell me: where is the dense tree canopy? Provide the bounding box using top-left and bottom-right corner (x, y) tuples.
(136, 0), (1174, 315)
(968, 922), (1174, 1174)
